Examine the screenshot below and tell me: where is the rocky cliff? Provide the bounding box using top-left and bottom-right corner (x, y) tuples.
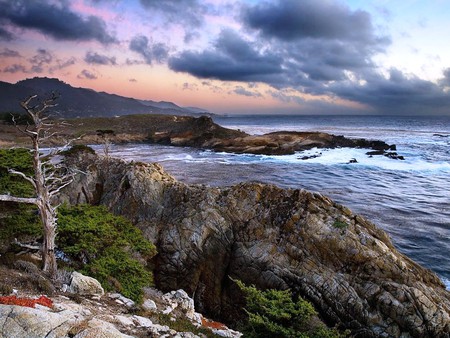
(61, 151), (450, 337)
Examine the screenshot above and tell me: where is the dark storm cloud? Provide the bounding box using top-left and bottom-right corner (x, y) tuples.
(169, 29), (282, 82)
(139, 0), (205, 26)
(85, 52), (117, 65)
(0, 48), (21, 57)
(0, 26), (13, 41)
(28, 48), (53, 73)
(3, 64), (27, 74)
(241, 0), (385, 45)
(438, 68), (450, 87)
(49, 56), (76, 73)
(167, 0), (450, 114)
(169, 0), (388, 86)
(129, 35), (169, 65)
(232, 86), (262, 98)
(77, 69), (97, 80)
(0, 0), (116, 44)
(332, 69), (450, 114)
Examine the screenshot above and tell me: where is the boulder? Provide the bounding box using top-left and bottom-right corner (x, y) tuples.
(142, 299), (157, 312)
(68, 272), (104, 296)
(162, 289), (195, 320)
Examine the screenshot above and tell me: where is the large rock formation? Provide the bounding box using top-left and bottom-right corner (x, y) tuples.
(61, 152), (450, 337)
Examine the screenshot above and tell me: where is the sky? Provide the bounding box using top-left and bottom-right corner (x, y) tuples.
(1, 0), (450, 115)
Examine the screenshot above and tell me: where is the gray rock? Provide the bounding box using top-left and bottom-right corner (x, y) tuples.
(69, 272), (104, 296)
(163, 289), (195, 320)
(73, 318), (133, 338)
(142, 299), (157, 311)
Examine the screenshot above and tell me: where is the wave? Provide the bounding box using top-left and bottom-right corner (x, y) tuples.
(442, 276), (450, 290)
(257, 148), (450, 172)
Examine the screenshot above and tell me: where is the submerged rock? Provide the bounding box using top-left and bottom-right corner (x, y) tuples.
(61, 153), (450, 337)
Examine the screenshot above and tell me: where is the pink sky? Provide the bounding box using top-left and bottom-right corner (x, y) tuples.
(1, 0), (450, 115)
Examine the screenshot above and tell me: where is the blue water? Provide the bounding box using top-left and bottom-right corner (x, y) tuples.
(99, 115), (450, 289)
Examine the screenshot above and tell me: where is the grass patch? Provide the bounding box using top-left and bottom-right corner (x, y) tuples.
(156, 313), (219, 338)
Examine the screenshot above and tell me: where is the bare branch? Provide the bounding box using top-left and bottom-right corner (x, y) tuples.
(13, 239), (41, 250)
(20, 94), (38, 110)
(49, 178), (74, 197)
(0, 194), (38, 205)
(8, 169), (37, 189)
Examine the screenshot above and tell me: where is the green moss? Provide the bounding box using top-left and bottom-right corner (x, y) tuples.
(57, 204), (157, 303)
(332, 220), (348, 229)
(235, 280), (347, 338)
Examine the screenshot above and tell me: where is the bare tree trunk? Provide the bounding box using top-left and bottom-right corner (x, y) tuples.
(0, 94), (73, 278)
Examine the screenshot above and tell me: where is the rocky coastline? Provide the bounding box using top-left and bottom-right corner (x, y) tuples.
(0, 114), (404, 158)
(58, 149), (449, 337)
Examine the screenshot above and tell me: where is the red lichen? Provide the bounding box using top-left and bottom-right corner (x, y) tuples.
(201, 317), (227, 330)
(0, 295), (53, 309)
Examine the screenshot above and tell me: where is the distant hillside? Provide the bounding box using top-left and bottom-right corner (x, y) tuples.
(139, 100), (211, 115)
(0, 77), (211, 118)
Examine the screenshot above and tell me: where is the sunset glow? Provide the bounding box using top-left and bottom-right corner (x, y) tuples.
(1, 0), (450, 115)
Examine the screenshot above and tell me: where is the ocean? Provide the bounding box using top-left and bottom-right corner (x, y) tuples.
(96, 115), (450, 289)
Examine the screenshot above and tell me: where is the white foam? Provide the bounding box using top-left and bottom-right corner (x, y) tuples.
(260, 147), (450, 172)
(442, 276), (450, 290)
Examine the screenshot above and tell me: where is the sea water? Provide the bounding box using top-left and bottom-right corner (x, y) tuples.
(96, 115), (450, 289)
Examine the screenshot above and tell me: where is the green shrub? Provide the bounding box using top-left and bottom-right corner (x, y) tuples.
(57, 204), (157, 302)
(0, 148), (35, 197)
(61, 145), (95, 157)
(0, 148), (41, 242)
(235, 280), (346, 338)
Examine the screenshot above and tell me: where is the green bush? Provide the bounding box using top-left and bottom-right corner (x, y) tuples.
(0, 148), (41, 242)
(235, 280), (346, 338)
(57, 204), (157, 302)
(60, 145), (95, 157)
(0, 148), (35, 197)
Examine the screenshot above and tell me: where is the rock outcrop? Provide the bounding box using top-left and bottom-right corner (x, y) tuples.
(61, 152), (450, 337)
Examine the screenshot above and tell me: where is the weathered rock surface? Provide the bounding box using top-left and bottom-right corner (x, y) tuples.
(0, 287), (240, 338)
(0, 304), (78, 338)
(68, 271), (105, 296)
(61, 153), (450, 337)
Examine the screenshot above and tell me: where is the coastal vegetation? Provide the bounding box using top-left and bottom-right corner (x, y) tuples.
(235, 280), (346, 338)
(57, 204), (156, 302)
(0, 147), (156, 302)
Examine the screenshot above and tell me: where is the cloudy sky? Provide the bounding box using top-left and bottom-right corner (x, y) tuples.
(1, 0), (450, 115)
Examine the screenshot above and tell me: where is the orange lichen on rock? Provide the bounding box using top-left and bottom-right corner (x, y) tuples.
(0, 295), (53, 308)
(201, 317), (226, 330)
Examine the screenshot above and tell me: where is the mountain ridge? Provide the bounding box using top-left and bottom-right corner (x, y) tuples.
(0, 77), (212, 118)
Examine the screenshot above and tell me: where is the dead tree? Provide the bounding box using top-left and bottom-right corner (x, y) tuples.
(0, 94), (74, 277)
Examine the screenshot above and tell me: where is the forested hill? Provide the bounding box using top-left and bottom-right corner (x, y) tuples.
(0, 77), (210, 118)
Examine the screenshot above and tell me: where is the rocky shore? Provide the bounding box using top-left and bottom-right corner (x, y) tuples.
(59, 150), (450, 337)
(0, 114), (402, 158)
